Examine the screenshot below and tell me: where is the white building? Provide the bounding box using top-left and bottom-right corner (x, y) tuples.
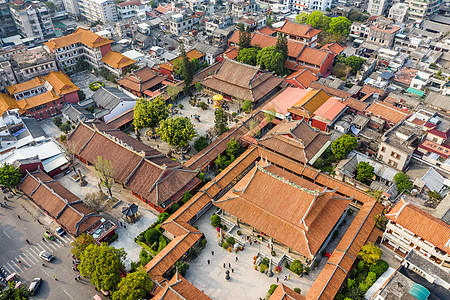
(368, 0), (388, 16)
(283, 0), (332, 12)
(10, 2), (54, 42)
(62, 0), (81, 19)
(169, 13), (193, 35)
(116, 0), (144, 19)
(79, 0), (118, 24)
(407, 0), (442, 23)
(389, 3), (409, 24)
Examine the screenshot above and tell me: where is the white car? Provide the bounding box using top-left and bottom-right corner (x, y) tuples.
(56, 227), (65, 236)
(39, 251), (54, 262)
(29, 278), (41, 295)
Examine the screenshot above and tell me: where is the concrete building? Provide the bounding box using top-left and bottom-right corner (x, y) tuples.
(11, 47), (58, 83)
(169, 13), (193, 35)
(407, 0), (442, 23)
(283, 0), (332, 12)
(44, 28), (113, 72)
(232, 1), (257, 18)
(116, 0), (144, 19)
(10, 2), (54, 42)
(0, 61), (18, 90)
(62, 0), (81, 19)
(78, 0), (118, 24)
(368, 24), (401, 47)
(0, 0), (17, 38)
(368, 0), (388, 16)
(389, 3), (409, 23)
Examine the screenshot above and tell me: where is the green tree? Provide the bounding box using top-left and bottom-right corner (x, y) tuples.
(268, 284), (278, 296)
(256, 46), (286, 75)
(331, 134), (357, 160)
(194, 135), (209, 152)
(53, 116), (62, 127)
(173, 261), (189, 276)
(210, 214), (221, 227)
(158, 212), (170, 224)
(145, 228), (161, 244)
(242, 99), (252, 113)
(393, 172), (413, 193)
(71, 233), (96, 259)
(214, 107), (228, 136)
(77, 90), (86, 101)
(177, 43), (196, 96)
(0, 163), (21, 190)
(347, 9), (369, 22)
(45, 1), (56, 12)
(290, 259), (303, 275)
(427, 190), (442, 201)
(78, 244), (126, 292)
(133, 97), (169, 135)
(60, 122), (71, 133)
(237, 47), (259, 66)
(369, 260), (389, 277)
(295, 12), (308, 24)
(112, 268), (153, 300)
(345, 56), (366, 74)
(276, 33), (289, 61)
(358, 243), (382, 265)
(0, 281), (30, 299)
(356, 162), (374, 184)
(238, 23), (252, 49)
(194, 82), (202, 93)
(264, 106), (277, 123)
(166, 85), (180, 102)
(226, 138), (242, 158)
(95, 155), (115, 199)
(346, 287), (365, 300)
(328, 16), (351, 37)
(157, 117), (197, 158)
(306, 11), (331, 29)
(267, 15), (274, 28)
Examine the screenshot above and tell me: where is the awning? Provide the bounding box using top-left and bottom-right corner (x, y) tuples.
(406, 87), (425, 97)
(408, 283), (430, 300)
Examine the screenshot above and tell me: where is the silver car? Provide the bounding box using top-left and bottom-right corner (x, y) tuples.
(29, 278), (42, 295)
(39, 251), (54, 262)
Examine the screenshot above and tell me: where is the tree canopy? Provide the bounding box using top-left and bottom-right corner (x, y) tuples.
(393, 172), (413, 193)
(305, 11), (331, 29)
(95, 155), (115, 198)
(71, 233), (96, 259)
(0, 282), (30, 300)
(175, 43), (196, 96)
(157, 117), (197, 152)
(133, 97), (169, 133)
(112, 268), (153, 300)
(290, 259), (303, 275)
(331, 134), (357, 160)
(237, 47), (259, 66)
(275, 33), (289, 61)
(345, 56), (366, 74)
(0, 163), (22, 189)
(214, 107), (228, 136)
(356, 162), (374, 184)
(238, 23), (252, 49)
(242, 99), (252, 113)
(358, 243), (382, 265)
(78, 244), (126, 292)
(328, 17), (352, 37)
(295, 12), (351, 44)
(256, 46), (286, 75)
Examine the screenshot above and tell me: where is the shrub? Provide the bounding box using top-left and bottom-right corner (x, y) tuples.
(144, 228), (161, 244)
(157, 212), (169, 224)
(242, 99), (252, 113)
(369, 260), (389, 277)
(260, 264), (267, 273)
(268, 284), (277, 295)
(271, 250), (276, 256)
(261, 258), (269, 267)
(199, 239), (207, 248)
(171, 203), (180, 213)
(151, 241), (159, 251)
(226, 236), (235, 246)
(365, 272), (377, 286)
(137, 235), (145, 243)
(198, 101), (207, 110)
(290, 260), (303, 275)
(357, 260), (367, 272)
(347, 278), (357, 289)
(222, 242), (229, 249)
(178, 104), (184, 109)
(304, 267), (310, 275)
(194, 136), (209, 152)
(53, 117), (62, 127)
(237, 230), (242, 236)
(60, 122), (72, 133)
(274, 265), (282, 272)
(210, 214), (221, 227)
(294, 288), (301, 294)
(89, 81), (104, 91)
(284, 261), (290, 268)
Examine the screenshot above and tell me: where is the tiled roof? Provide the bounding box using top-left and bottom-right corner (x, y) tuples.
(0, 93), (20, 114)
(320, 42), (346, 55)
(223, 47), (239, 60)
(344, 97), (369, 112)
(161, 49), (206, 72)
(269, 284), (305, 300)
(117, 66), (165, 93)
(312, 97), (347, 123)
(257, 119), (330, 163)
(276, 21), (321, 39)
(258, 26), (276, 36)
(67, 122), (199, 208)
(360, 84), (384, 96)
(105, 108), (134, 129)
(44, 28), (113, 50)
(297, 47), (331, 67)
(43, 71), (79, 96)
(287, 89), (330, 119)
(215, 163), (351, 258)
(152, 272), (212, 299)
(19, 170), (101, 236)
(117, 0), (141, 7)
(17, 90), (60, 111)
(386, 198), (450, 254)
(309, 82), (352, 99)
(285, 69), (318, 89)
(6, 77), (44, 94)
(264, 87), (310, 115)
(366, 101), (409, 124)
(101, 51), (136, 70)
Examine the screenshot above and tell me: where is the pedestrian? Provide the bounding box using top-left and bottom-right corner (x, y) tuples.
(231, 268), (234, 273)
(288, 275), (290, 281)
(277, 277), (279, 282)
(211, 251), (214, 255)
(120, 222), (123, 227)
(77, 275), (81, 280)
(284, 276), (287, 281)
(17, 215), (20, 219)
(207, 260), (210, 265)
(236, 256), (239, 261)
(75, 277), (77, 281)
(228, 263), (231, 268)
(42, 237), (45, 242)
(26, 239), (30, 244)
(54, 276), (58, 281)
(223, 263), (225, 268)
(18, 260), (22, 266)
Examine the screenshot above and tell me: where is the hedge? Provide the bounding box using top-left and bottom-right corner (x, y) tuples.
(89, 81), (104, 91)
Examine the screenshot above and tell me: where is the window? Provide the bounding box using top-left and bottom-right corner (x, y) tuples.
(378, 155), (383, 160)
(381, 146), (386, 152)
(432, 137), (438, 142)
(391, 151), (401, 159)
(388, 160), (398, 168)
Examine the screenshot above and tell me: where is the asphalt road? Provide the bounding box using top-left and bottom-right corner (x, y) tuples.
(0, 191), (101, 299)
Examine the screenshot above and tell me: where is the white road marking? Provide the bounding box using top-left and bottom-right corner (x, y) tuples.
(38, 242), (54, 252)
(25, 250), (38, 264)
(2, 231), (10, 239)
(4, 264), (13, 274)
(22, 252), (36, 265)
(46, 241), (59, 250)
(6, 262), (18, 274)
(40, 267), (50, 277)
(63, 290), (73, 299)
(17, 255), (29, 269)
(29, 246), (40, 257)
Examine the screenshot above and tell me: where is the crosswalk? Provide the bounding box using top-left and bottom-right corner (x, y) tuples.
(2, 235), (73, 275)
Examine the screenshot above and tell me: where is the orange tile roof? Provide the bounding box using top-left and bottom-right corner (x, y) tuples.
(223, 47), (239, 60)
(17, 90), (59, 110)
(258, 26), (276, 36)
(263, 87), (310, 115)
(101, 51), (136, 69)
(152, 272), (212, 300)
(309, 82), (352, 99)
(288, 89), (330, 119)
(320, 42), (346, 55)
(366, 101), (409, 124)
(0, 93), (20, 114)
(6, 77), (44, 94)
(270, 284), (305, 300)
(312, 97), (347, 123)
(297, 47), (331, 67)
(44, 28), (113, 51)
(276, 21), (321, 39)
(285, 69), (318, 89)
(344, 97), (369, 112)
(386, 198), (450, 253)
(43, 71), (79, 96)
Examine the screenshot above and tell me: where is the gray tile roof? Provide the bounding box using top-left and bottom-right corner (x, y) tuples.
(92, 86), (134, 111)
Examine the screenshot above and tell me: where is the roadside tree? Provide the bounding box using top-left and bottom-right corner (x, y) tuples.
(112, 268), (153, 300)
(71, 233), (96, 259)
(214, 107), (228, 136)
(0, 163), (22, 190)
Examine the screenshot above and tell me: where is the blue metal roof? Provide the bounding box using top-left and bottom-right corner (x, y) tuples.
(409, 283), (430, 300)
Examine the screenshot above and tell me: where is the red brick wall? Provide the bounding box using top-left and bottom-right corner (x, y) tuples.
(63, 91), (79, 103)
(310, 118), (327, 132)
(319, 54), (334, 76)
(99, 44), (112, 57)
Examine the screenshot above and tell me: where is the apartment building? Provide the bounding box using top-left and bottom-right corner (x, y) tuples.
(368, 24), (401, 47)
(169, 13), (193, 35)
(368, 0), (388, 16)
(10, 2), (54, 42)
(116, 0), (143, 19)
(389, 3), (409, 23)
(407, 0), (442, 23)
(62, 0), (81, 19)
(44, 28), (113, 72)
(0, 0), (17, 38)
(382, 198), (450, 270)
(283, 0), (332, 12)
(232, 0), (257, 18)
(79, 0), (118, 24)
(11, 47), (58, 83)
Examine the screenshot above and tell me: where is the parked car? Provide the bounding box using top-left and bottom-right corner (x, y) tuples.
(56, 227), (65, 236)
(28, 278), (41, 295)
(44, 231), (55, 240)
(39, 251), (54, 262)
